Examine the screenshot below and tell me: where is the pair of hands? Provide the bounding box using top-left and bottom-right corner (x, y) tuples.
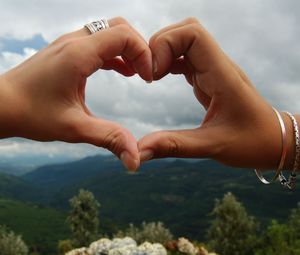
(0, 17), (288, 171)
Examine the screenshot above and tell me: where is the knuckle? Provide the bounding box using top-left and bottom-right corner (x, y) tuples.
(149, 35), (159, 48)
(151, 34), (165, 49)
(115, 24), (131, 35)
(61, 40), (81, 57)
(114, 16), (130, 26)
(184, 17), (200, 25)
(149, 36), (156, 48)
(56, 39), (91, 75)
(149, 32), (162, 48)
(187, 23), (204, 34)
(102, 128), (127, 155)
(54, 40), (79, 62)
(162, 132), (183, 157)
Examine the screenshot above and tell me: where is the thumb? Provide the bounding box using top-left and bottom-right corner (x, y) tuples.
(138, 127), (217, 162)
(75, 116), (140, 171)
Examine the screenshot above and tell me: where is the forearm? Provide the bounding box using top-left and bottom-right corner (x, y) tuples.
(0, 74), (23, 139)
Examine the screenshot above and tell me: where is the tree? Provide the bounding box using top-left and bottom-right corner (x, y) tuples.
(0, 225), (28, 255)
(115, 221), (173, 244)
(206, 192), (258, 255)
(254, 220), (299, 255)
(67, 189), (100, 247)
(289, 202), (300, 238)
(255, 202), (300, 255)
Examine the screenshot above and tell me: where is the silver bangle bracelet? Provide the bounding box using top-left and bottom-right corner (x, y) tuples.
(254, 108), (287, 184)
(278, 112), (299, 190)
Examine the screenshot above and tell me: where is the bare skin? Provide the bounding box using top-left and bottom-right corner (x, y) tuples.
(0, 17), (298, 172)
(138, 18), (300, 171)
(0, 17), (153, 171)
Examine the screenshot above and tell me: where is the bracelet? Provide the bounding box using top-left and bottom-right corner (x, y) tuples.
(254, 108), (287, 184)
(278, 112), (299, 190)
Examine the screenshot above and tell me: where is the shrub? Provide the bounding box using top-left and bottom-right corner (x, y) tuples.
(67, 189), (100, 247)
(206, 192), (258, 255)
(58, 239), (73, 254)
(115, 221), (173, 244)
(0, 225), (28, 255)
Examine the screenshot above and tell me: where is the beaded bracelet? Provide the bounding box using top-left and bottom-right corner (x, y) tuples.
(278, 112), (299, 190)
(254, 108), (287, 184)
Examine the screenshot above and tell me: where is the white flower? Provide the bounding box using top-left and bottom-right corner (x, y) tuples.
(89, 238), (112, 254)
(138, 242), (167, 255)
(110, 237), (137, 249)
(108, 245), (138, 255)
(67, 237), (167, 255)
(138, 242), (153, 252)
(177, 237), (199, 255)
(65, 247), (88, 255)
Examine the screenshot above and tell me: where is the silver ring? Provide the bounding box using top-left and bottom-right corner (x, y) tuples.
(84, 18), (110, 34)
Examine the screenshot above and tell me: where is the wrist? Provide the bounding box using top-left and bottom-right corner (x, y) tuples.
(0, 74), (25, 138)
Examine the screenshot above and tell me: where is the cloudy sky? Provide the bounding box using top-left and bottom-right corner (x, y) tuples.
(0, 0), (299, 162)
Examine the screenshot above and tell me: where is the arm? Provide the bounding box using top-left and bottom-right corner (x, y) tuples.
(138, 17), (300, 171)
(0, 17), (153, 171)
(0, 75), (25, 139)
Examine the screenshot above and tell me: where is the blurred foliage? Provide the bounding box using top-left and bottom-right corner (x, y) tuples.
(57, 239), (73, 255)
(0, 198), (69, 255)
(3, 157), (300, 254)
(254, 202), (300, 255)
(115, 221), (173, 244)
(22, 157), (300, 241)
(254, 220), (297, 255)
(67, 189), (100, 248)
(0, 225), (28, 255)
(289, 202), (300, 238)
(206, 192), (258, 255)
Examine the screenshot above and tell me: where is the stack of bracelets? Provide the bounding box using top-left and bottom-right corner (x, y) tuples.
(255, 108), (300, 190)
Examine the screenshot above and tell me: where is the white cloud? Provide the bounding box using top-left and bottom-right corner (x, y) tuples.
(0, 0), (170, 41)
(0, 48), (37, 73)
(0, 0), (299, 160)
(0, 139), (101, 159)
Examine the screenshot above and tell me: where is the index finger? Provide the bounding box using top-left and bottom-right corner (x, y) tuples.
(88, 24), (152, 81)
(150, 18), (229, 79)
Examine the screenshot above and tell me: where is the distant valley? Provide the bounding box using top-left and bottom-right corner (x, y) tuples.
(0, 155), (300, 254)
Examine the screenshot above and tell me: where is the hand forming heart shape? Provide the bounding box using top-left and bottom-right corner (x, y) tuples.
(0, 17), (295, 172)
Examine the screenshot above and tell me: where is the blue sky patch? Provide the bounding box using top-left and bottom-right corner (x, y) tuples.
(0, 34), (48, 54)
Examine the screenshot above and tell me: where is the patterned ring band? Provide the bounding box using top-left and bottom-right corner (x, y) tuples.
(85, 19), (110, 34)
(278, 111), (299, 190)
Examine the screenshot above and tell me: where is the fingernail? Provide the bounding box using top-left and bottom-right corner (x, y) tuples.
(140, 149), (154, 162)
(120, 151), (139, 172)
(146, 80), (152, 84)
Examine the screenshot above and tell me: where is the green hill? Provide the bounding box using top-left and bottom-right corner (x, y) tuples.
(0, 198), (69, 255)
(23, 156), (300, 240)
(0, 172), (44, 202)
(1, 155), (300, 253)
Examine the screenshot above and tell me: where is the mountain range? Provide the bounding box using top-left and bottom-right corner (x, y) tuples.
(14, 156), (300, 235)
(0, 155), (300, 254)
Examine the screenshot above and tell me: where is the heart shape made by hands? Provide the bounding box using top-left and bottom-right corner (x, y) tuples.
(4, 17), (280, 173)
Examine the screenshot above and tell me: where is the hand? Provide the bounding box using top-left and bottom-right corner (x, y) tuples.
(0, 17), (152, 171)
(138, 18), (294, 169)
